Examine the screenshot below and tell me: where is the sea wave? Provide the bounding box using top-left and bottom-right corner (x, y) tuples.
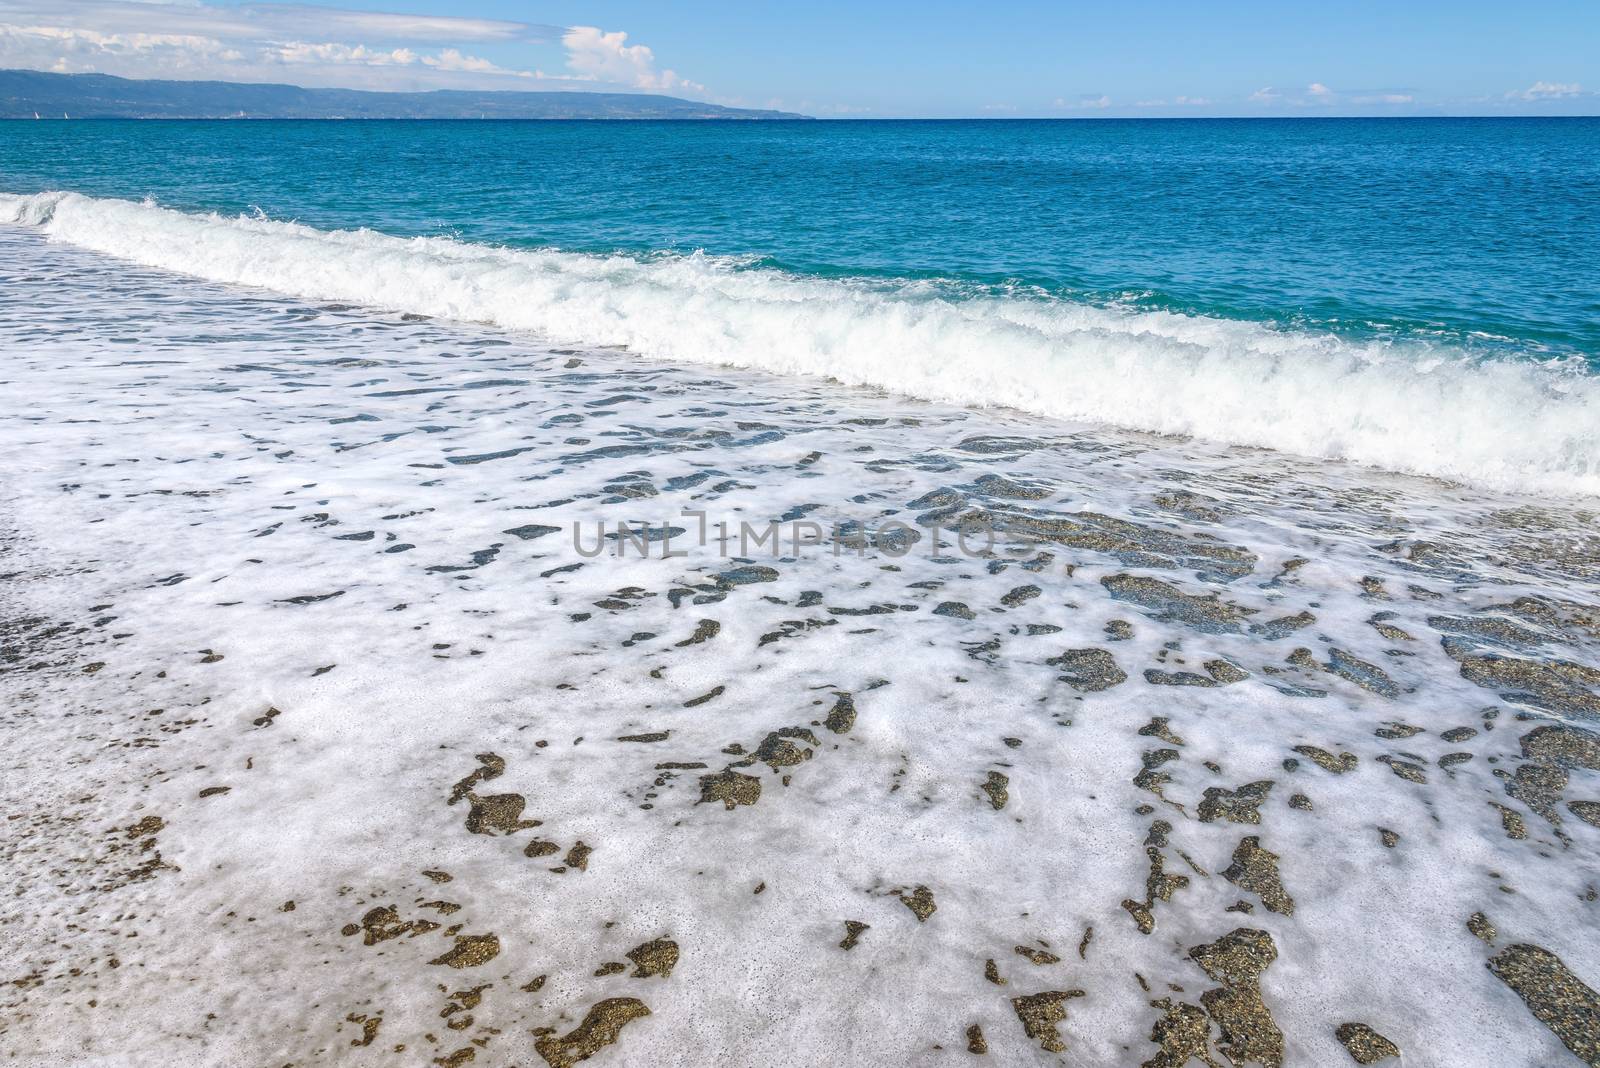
(5, 188), (1598, 497)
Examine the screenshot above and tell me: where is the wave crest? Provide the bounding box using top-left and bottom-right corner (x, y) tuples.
(5, 189), (1597, 496)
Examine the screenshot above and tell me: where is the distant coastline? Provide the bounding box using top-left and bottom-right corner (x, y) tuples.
(0, 69), (812, 120)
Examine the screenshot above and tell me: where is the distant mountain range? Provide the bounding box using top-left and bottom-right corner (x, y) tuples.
(0, 69), (811, 120)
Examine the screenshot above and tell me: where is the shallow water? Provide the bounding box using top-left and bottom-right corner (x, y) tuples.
(2, 226), (1599, 1066)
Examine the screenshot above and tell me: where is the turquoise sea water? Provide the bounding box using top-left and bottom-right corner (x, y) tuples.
(2, 117), (1597, 357)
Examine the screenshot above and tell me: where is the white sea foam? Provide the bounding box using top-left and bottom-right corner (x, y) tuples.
(4, 188), (1598, 497)
(2, 224), (1596, 1065)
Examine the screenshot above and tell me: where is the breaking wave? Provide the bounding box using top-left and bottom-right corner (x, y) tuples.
(5, 189), (1598, 496)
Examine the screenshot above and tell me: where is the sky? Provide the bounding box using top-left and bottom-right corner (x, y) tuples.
(2, 0), (1597, 118)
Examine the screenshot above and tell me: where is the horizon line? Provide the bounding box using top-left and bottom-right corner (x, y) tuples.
(4, 114), (1598, 121)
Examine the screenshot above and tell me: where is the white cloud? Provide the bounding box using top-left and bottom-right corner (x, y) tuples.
(254, 6), (549, 44)
(1251, 83), (1421, 109)
(264, 39), (417, 66)
(258, 40), (542, 79)
(1509, 80), (1583, 100)
(0, 0), (549, 45)
(794, 99), (871, 115)
(0, 20), (245, 72)
(2, 22), (237, 56)
(0, 0), (600, 89)
(1135, 95), (1210, 108)
(6, 19), (542, 82)
(421, 46), (532, 77)
(561, 25), (702, 93)
(1052, 94), (1110, 109)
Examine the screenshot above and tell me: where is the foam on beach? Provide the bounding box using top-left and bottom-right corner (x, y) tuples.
(4, 189), (1598, 498)
(2, 224), (1599, 1066)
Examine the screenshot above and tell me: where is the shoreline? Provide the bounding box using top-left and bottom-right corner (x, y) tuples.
(2, 227), (1599, 1065)
(5, 190), (1598, 500)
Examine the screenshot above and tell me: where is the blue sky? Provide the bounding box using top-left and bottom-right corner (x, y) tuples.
(3, 0), (1596, 117)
